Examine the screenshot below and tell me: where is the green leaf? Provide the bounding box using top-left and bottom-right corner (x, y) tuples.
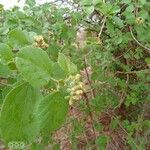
(110, 5), (120, 14)
(25, 0), (36, 6)
(93, 0), (102, 5)
(58, 53), (68, 72)
(121, 0), (131, 4)
(112, 16), (124, 28)
(106, 19), (115, 35)
(125, 93), (138, 107)
(83, 6), (95, 15)
(0, 26), (9, 35)
(125, 5), (134, 12)
(0, 43), (13, 62)
(138, 10), (149, 19)
(80, 0), (92, 6)
(30, 143), (45, 150)
(47, 44), (60, 61)
(0, 83), (41, 144)
(8, 28), (31, 49)
(15, 46), (53, 87)
(51, 63), (67, 80)
(58, 53), (77, 75)
(139, 0), (146, 5)
(96, 135), (110, 149)
(0, 62), (11, 77)
(38, 91), (69, 134)
(123, 5), (135, 25)
(124, 12), (135, 24)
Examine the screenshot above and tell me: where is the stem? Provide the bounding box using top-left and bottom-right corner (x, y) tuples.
(115, 69), (149, 75)
(83, 92), (97, 142)
(98, 0), (106, 39)
(98, 16), (107, 39)
(83, 56), (96, 98)
(106, 111), (140, 150)
(0, 82), (12, 87)
(129, 26), (150, 54)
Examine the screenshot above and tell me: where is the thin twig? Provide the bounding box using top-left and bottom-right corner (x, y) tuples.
(106, 111), (140, 150)
(82, 56), (97, 145)
(115, 69), (149, 75)
(0, 82), (12, 87)
(98, 16), (107, 39)
(129, 26), (150, 54)
(83, 56), (96, 98)
(117, 59), (129, 107)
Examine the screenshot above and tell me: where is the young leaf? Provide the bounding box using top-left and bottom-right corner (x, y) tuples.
(80, 0), (92, 6)
(38, 91), (69, 134)
(25, 0), (36, 6)
(112, 16), (124, 28)
(0, 62), (11, 77)
(96, 135), (110, 149)
(15, 46), (53, 87)
(0, 83), (41, 144)
(0, 43), (13, 62)
(83, 6), (95, 15)
(58, 53), (77, 75)
(51, 63), (67, 80)
(8, 28), (31, 49)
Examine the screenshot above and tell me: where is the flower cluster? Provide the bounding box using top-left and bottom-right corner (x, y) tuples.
(135, 17), (144, 25)
(65, 74), (86, 105)
(8, 141), (25, 149)
(33, 35), (49, 49)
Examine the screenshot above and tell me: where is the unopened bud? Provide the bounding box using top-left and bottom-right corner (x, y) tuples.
(76, 90), (83, 95)
(136, 17), (144, 25)
(75, 74), (81, 80)
(69, 99), (73, 105)
(34, 35), (44, 43)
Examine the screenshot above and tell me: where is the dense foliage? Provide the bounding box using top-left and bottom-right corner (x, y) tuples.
(0, 0), (150, 149)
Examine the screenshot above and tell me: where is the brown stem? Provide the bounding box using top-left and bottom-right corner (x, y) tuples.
(98, 16), (106, 39)
(83, 92), (97, 144)
(106, 111), (140, 150)
(115, 59), (129, 108)
(115, 69), (149, 75)
(83, 56), (96, 98)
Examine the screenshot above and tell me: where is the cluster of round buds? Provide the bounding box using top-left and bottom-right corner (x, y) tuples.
(135, 17), (144, 25)
(33, 35), (49, 49)
(65, 74), (86, 105)
(8, 141), (25, 149)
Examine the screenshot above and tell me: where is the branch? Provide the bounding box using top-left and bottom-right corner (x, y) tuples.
(115, 69), (149, 75)
(129, 26), (150, 54)
(83, 56), (96, 98)
(106, 111), (140, 150)
(83, 92), (97, 143)
(98, 16), (107, 39)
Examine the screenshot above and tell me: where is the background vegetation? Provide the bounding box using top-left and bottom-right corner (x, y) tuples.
(0, 0), (150, 149)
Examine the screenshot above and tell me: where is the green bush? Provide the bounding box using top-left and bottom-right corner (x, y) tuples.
(0, 0), (149, 149)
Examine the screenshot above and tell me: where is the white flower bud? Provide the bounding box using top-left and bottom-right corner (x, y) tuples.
(75, 74), (81, 80)
(69, 99), (73, 105)
(76, 90), (83, 95)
